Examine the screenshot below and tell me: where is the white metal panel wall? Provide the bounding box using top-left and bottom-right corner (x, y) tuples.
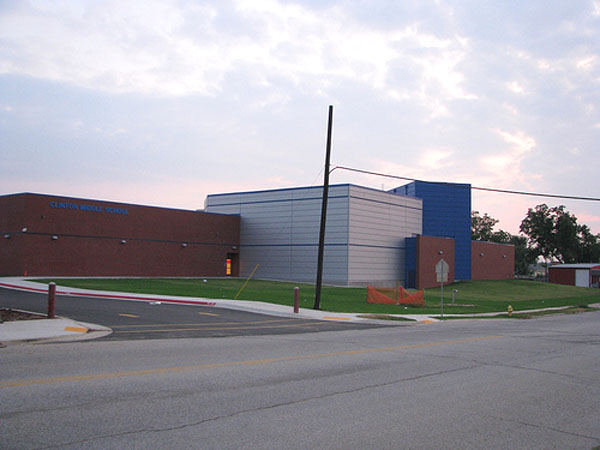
(205, 185), (349, 284)
(347, 186), (422, 286)
(575, 269), (590, 287)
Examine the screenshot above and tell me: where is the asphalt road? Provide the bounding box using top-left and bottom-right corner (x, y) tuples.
(0, 287), (385, 339)
(1, 310), (599, 449)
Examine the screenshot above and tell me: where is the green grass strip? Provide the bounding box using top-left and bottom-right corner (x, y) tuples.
(30, 278), (600, 315)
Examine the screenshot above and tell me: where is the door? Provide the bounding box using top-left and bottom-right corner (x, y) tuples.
(226, 253), (238, 277)
(575, 269), (589, 287)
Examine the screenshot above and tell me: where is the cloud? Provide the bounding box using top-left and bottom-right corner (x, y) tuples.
(577, 56), (596, 69)
(0, 0), (221, 96)
(479, 129), (536, 185)
(1, 1), (599, 234)
(0, 0), (475, 116)
(506, 81), (526, 94)
(93, 126), (126, 137)
(493, 129), (536, 156)
(418, 148), (455, 168)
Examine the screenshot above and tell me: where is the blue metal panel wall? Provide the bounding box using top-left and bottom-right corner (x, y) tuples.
(391, 181), (472, 281)
(404, 237), (417, 288)
(391, 183), (416, 198)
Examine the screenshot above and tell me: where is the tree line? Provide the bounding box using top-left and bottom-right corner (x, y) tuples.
(472, 204), (600, 275)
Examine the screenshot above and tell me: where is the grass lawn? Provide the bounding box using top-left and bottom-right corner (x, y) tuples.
(31, 278), (600, 315)
(437, 305), (599, 320)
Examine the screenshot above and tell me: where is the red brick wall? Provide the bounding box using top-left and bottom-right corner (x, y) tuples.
(548, 268), (575, 286)
(471, 241), (514, 280)
(0, 193), (240, 277)
(416, 235), (455, 289)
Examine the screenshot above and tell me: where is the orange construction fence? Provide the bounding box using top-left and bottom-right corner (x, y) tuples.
(366, 285), (425, 307)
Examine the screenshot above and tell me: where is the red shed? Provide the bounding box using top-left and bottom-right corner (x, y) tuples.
(548, 263), (600, 288)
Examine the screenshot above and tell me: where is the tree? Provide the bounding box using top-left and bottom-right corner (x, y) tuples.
(472, 211), (499, 241)
(508, 234), (537, 276)
(577, 225), (600, 262)
(519, 204), (556, 262)
(520, 204), (597, 264)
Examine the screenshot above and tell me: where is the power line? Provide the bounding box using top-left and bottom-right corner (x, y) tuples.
(331, 165), (600, 202)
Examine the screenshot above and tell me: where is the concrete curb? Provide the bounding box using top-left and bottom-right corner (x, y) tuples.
(0, 315), (112, 345)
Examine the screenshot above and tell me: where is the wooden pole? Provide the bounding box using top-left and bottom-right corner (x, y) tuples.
(313, 105), (333, 310)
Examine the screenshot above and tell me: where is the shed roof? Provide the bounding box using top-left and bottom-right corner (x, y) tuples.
(550, 263), (600, 270)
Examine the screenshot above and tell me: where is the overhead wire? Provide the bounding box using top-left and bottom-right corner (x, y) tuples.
(330, 165), (600, 202)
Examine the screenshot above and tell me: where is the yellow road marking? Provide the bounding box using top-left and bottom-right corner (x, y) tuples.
(114, 321), (331, 334)
(64, 326), (88, 333)
(0, 336), (502, 389)
(197, 312), (219, 317)
(118, 314), (139, 318)
(322, 316), (351, 321)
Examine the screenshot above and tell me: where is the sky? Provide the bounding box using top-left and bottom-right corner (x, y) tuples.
(1, 0), (599, 235)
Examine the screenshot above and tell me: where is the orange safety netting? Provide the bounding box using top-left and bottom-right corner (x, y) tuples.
(366, 285), (425, 307)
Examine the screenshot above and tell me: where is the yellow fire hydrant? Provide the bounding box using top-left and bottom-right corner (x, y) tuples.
(507, 305), (513, 317)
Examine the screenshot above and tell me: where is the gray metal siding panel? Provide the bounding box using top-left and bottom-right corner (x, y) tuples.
(205, 184), (422, 286)
(203, 204), (241, 215)
(348, 246), (407, 285)
(347, 186), (422, 285)
(206, 186), (350, 284)
(348, 191), (422, 247)
(241, 245), (347, 284)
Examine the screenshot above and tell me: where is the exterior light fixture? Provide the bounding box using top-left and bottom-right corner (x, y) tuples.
(181, 243), (188, 248)
(4, 234), (10, 239)
(503, 254), (507, 258)
(120, 239), (127, 244)
(480, 252), (485, 256)
(21, 227), (28, 233)
(438, 250), (443, 255)
(51, 235), (58, 240)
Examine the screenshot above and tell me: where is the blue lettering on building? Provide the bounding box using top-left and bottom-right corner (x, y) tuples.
(49, 201), (79, 210)
(80, 204), (103, 212)
(49, 201), (128, 215)
(105, 207), (128, 215)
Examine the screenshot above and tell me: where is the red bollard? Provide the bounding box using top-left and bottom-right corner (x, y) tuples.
(293, 287), (299, 313)
(47, 282), (56, 318)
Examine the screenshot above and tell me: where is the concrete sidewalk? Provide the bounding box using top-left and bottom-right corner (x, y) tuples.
(0, 314), (112, 345)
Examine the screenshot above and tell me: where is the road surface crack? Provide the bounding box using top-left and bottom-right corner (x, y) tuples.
(490, 414), (600, 442)
(35, 364), (477, 448)
(427, 353), (599, 386)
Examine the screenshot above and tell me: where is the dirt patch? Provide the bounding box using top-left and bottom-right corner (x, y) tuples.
(0, 308), (46, 322)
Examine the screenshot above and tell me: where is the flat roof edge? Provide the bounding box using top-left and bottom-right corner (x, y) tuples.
(206, 183), (418, 200)
(0, 192), (232, 216)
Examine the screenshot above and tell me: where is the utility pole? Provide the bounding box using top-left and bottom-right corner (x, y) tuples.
(313, 105), (333, 310)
